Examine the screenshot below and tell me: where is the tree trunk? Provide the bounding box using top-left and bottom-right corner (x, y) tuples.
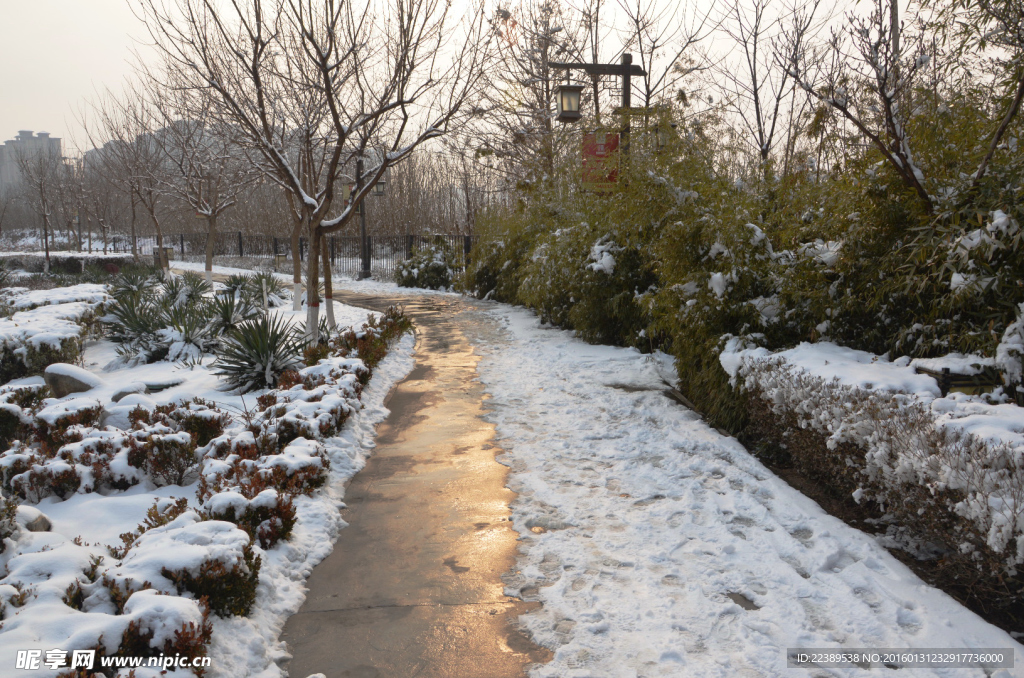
(291, 221), (303, 312)
(42, 214), (51, 272)
(130, 198), (138, 261)
(204, 214), (217, 287)
(304, 221), (322, 344)
(321, 234), (336, 331)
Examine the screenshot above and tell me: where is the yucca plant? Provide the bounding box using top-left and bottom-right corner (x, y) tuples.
(248, 271), (286, 297)
(180, 271), (212, 301)
(214, 314), (303, 392)
(106, 294), (168, 364)
(223, 273), (250, 296)
(209, 294), (260, 338)
(161, 300), (216, 361)
(110, 268), (159, 301)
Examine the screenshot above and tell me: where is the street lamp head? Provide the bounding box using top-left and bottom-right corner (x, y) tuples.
(373, 179), (385, 195)
(555, 84), (583, 123)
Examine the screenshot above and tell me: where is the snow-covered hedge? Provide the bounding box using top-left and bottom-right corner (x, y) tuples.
(2, 283), (109, 313)
(0, 252), (136, 274)
(726, 345), (1024, 618)
(0, 293), (108, 383)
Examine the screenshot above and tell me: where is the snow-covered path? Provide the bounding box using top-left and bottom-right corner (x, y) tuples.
(461, 303), (1022, 678)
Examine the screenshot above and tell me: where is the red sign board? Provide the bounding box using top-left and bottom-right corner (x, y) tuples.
(582, 131), (620, 191)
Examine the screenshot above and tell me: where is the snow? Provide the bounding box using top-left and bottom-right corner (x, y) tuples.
(44, 362), (105, 388)
(798, 239), (841, 267)
(0, 266), (417, 678)
(587, 240), (617, 275)
(0, 301), (97, 352)
(911, 353), (996, 376)
(3, 284), (109, 311)
(464, 303), (1023, 678)
(721, 338), (1024, 452)
(709, 272), (733, 298)
(721, 340), (941, 396)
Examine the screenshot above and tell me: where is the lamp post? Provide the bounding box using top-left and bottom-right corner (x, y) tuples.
(354, 158), (386, 280)
(357, 157), (370, 279)
(550, 53), (647, 157)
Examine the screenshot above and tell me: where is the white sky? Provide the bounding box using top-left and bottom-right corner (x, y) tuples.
(0, 0), (854, 156)
(0, 0), (143, 152)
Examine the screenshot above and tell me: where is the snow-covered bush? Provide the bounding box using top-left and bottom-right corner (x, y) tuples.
(117, 589), (212, 669)
(105, 274), (221, 365)
(0, 302), (102, 383)
(0, 398), (232, 498)
(739, 357), (1024, 618)
(133, 433), (199, 487)
(213, 313), (304, 392)
(0, 384), (47, 451)
(517, 217), (657, 349)
(0, 492), (17, 554)
(107, 506), (261, 617)
(199, 435), (331, 501)
(395, 239), (456, 289)
(33, 397), (104, 454)
(328, 305), (412, 371)
(202, 489), (296, 549)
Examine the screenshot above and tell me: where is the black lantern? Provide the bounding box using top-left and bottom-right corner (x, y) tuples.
(556, 84), (583, 122)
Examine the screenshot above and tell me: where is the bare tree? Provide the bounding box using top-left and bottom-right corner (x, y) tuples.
(84, 87), (172, 266)
(787, 0), (934, 211)
(619, 0), (716, 110)
(150, 86), (255, 285)
(928, 0), (1024, 191)
(473, 0), (581, 188)
(0, 188), (13, 237)
(136, 0), (491, 340)
(715, 0), (823, 179)
(15, 143), (64, 270)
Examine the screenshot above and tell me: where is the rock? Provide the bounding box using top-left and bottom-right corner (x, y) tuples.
(44, 363), (104, 397)
(102, 393), (158, 429)
(15, 506), (52, 532)
(112, 382), (149, 402)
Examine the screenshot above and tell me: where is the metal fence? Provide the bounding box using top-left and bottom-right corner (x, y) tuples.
(95, 232), (475, 280)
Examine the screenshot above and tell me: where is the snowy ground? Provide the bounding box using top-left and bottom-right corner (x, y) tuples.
(463, 305), (1023, 678)
(0, 272), (416, 678)
(7, 261), (1020, 677)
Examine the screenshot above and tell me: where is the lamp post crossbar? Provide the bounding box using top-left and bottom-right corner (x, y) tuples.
(550, 53), (646, 157)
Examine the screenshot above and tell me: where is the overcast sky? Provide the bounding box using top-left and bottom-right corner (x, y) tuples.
(0, 0), (143, 152)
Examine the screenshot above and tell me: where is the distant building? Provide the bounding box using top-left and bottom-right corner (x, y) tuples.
(0, 130), (63, 191)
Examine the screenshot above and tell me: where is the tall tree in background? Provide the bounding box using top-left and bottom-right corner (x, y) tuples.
(15, 142), (64, 270)
(716, 0), (823, 180)
(150, 85), (255, 285)
(84, 88), (170, 267)
(136, 0), (491, 340)
(475, 0), (582, 189)
(787, 0), (935, 212)
(619, 0), (716, 109)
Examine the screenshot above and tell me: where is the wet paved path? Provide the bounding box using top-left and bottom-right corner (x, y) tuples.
(280, 293), (550, 678)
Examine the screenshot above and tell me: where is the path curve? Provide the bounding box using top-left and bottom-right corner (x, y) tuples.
(281, 293), (551, 678)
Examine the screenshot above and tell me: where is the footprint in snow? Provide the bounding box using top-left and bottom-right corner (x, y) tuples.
(818, 548), (859, 573)
(790, 527), (814, 546)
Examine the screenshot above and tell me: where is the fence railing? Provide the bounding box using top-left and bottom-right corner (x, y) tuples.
(46, 232), (475, 280)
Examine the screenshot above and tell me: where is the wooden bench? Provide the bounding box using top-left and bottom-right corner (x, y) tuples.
(914, 365), (1003, 397)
